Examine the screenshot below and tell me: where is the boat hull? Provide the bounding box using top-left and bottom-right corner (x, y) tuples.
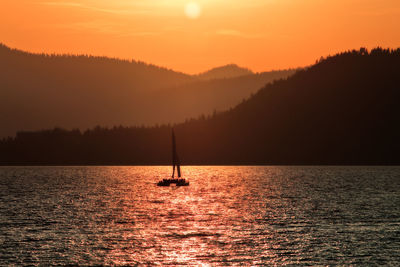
(157, 178), (189, 186)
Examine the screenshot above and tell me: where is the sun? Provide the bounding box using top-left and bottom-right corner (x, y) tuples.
(184, 2), (202, 19)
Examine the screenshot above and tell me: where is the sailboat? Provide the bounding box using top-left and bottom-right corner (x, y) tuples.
(157, 130), (189, 186)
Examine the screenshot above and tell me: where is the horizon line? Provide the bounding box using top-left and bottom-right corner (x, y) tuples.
(1, 41), (307, 75)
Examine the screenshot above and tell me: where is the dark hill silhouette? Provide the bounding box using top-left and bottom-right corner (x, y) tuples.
(195, 64), (253, 80)
(1, 48), (399, 165)
(0, 43), (294, 137)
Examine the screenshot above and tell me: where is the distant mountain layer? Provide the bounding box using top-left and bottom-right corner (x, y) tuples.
(0, 43), (295, 137)
(1, 48), (399, 165)
(150, 70), (296, 125)
(195, 64), (253, 80)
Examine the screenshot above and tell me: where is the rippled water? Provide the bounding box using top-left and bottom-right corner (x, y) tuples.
(0, 166), (399, 265)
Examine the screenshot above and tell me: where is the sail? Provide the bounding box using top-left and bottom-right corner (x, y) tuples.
(172, 129), (181, 178)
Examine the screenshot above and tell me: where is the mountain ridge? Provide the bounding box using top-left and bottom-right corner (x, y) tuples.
(0, 43), (295, 137)
(195, 64), (253, 80)
(1, 47), (399, 165)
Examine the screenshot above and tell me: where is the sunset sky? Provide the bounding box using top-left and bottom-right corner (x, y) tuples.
(1, 0), (400, 73)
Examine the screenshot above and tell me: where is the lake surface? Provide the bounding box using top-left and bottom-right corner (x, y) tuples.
(0, 166), (399, 265)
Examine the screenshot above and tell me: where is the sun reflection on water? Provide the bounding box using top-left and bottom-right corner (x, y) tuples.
(98, 166), (282, 265)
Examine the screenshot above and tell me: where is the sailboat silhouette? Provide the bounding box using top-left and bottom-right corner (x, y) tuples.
(157, 129), (189, 186)
(171, 130), (181, 178)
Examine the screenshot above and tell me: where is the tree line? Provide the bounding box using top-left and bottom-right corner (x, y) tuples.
(1, 47), (399, 165)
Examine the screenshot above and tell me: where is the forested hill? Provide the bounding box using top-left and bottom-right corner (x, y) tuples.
(195, 64), (253, 80)
(1, 48), (399, 165)
(0, 43), (191, 137)
(0, 43), (294, 138)
(0, 43), (192, 90)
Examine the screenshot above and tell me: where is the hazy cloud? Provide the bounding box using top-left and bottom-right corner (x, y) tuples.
(40, 1), (152, 15)
(215, 29), (265, 39)
(40, 0), (276, 16)
(51, 20), (164, 37)
(354, 8), (400, 17)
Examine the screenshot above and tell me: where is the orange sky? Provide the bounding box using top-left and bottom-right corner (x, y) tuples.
(1, 0), (400, 74)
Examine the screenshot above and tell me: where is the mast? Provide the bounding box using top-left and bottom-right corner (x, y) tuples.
(172, 129), (181, 178)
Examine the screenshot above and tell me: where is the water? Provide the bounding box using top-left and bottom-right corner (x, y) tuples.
(0, 166), (399, 265)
